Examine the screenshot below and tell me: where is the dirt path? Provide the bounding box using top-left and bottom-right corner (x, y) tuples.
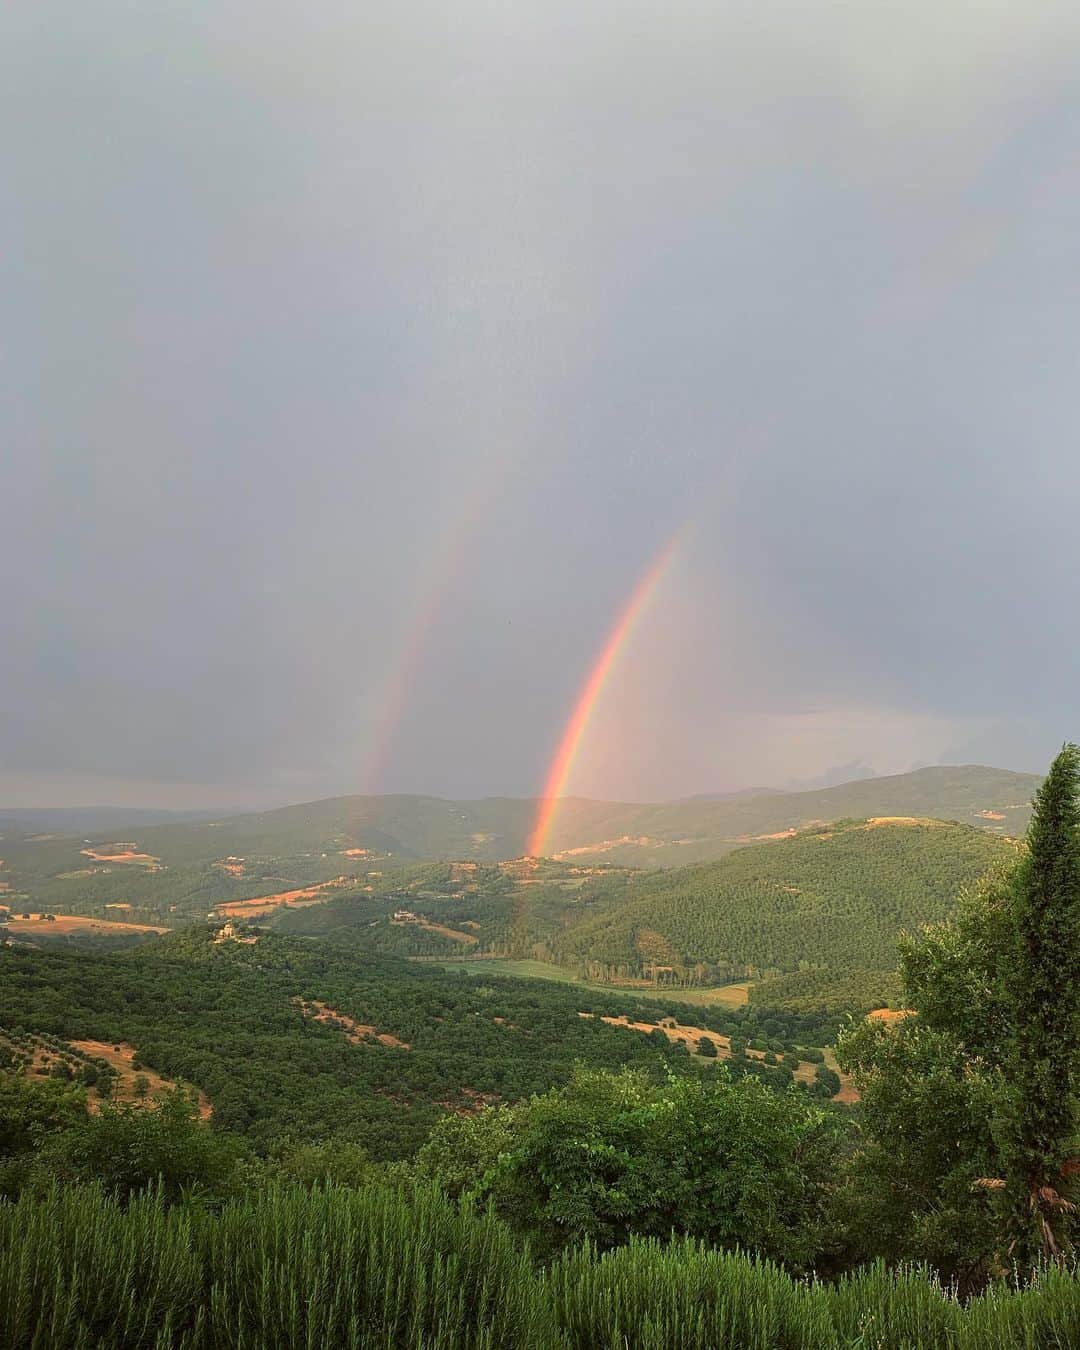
(394, 916), (478, 944)
(294, 999), (410, 1049)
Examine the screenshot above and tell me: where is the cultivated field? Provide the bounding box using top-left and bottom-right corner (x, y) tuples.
(1, 913), (169, 937)
(213, 877), (352, 918)
(430, 957), (752, 1007)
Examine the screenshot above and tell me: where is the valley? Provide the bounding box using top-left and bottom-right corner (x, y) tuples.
(2, 771), (1019, 1014)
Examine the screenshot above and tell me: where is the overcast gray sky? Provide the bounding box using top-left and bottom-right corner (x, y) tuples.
(4, 2), (1080, 808)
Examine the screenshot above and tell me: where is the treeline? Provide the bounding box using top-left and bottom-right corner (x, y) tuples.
(749, 968), (904, 1015)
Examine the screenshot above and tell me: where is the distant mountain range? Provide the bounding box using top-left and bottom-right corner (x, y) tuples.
(0, 807), (223, 837)
(3, 764), (1037, 868)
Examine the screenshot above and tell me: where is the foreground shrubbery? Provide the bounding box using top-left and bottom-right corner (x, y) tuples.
(414, 1065), (842, 1265)
(3, 1183), (1080, 1350)
(0, 1183), (548, 1350)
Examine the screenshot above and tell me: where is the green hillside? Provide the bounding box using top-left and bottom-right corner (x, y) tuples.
(551, 819), (1013, 1009)
(0, 767), (1037, 894)
(119, 764), (1043, 863)
(0, 928), (831, 1160)
(539, 765), (1036, 863)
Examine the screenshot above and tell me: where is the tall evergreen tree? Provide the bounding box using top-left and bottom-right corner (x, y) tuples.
(1002, 743), (1080, 1266)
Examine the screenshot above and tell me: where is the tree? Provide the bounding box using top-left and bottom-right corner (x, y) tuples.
(273, 1138), (374, 1189)
(838, 746), (1080, 1281)
(39, 1090), (245, 1203)
(0, 1075), (87, 1199)
(1001, 744), (1080, 1266)
(696, 1037), (718, 1057)
(418, 1066), (842, 1266)
(835, 1017), (999, 1284)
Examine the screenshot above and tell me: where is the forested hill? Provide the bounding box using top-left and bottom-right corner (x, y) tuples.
(552, 819), (1013, 1011)
(3, 764), (1036, 872)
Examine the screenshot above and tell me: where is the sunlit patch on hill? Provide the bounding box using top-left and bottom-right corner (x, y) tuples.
(0, 1028), (210, 1117)
(293, 998), (410, 1049)
(2, 913), (169, 939)
(80, 844), (161, 867)
(214, 877), (352, 919)
(578, 1011), (852, 1100)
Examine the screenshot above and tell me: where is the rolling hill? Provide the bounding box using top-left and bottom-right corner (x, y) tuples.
(0, 928), (836, 1161)
(244, 816), (1015, 1018)
(1, 765), (1037, 878)
(133, 764), (1040, 864)
(548, 818), (1014, 1011)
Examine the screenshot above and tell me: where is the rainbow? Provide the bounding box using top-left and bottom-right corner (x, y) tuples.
(358, 477), (497, 796)
(527, 533), (682, 857)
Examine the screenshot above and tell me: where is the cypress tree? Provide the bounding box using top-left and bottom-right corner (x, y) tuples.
(1002, 743), (1080, 1267)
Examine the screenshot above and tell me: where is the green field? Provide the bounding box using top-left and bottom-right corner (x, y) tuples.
(426, 957), (752, 1007)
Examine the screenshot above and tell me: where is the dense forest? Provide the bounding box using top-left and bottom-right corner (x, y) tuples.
(0, 928), (835, 1161)
(550, 820), (1009, 1006)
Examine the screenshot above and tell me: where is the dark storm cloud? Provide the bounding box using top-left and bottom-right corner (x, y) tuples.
(3, 2), (1080, 806)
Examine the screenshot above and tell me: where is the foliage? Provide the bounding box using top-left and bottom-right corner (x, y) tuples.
(416, 1066), (842, 1266)
(34, 1092), (245, 1204)
(270, 1138), (376, 1190)
(554, 821), (1009, 1001)
(0, 1182), (551, 1349)
(999, 744), (1080, 1266)
(839, 746), (1080, 1281)
(0, 930), (835, 1162)
(749, 967), (903, 1016)
(6, 1183), (1080, 1349)
(835, 1018), (998, 1284)
(0, 1074), (87, 1199)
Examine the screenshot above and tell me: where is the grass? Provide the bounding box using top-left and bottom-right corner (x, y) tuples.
(425, 958), (751, 1008)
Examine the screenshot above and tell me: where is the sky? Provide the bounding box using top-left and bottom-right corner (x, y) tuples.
(4, 2), (1080, 809)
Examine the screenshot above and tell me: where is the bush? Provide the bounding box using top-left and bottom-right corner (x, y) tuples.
(36, 1091), (245, 1204)
(420, 1067), (842, 1265)
(0, 1182), (552, 1348)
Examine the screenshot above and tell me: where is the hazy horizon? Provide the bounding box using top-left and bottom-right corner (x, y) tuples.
(5, 3), (1080, 809)
(0, 759), (1042, 819)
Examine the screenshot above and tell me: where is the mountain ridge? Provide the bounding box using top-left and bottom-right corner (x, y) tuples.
(1, 765), (1038, 870)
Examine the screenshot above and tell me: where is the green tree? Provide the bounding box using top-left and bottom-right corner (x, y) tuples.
(835, 1017), (998, 1284)
(0, 1075), (86, 1158)
(39, 1090), (245, 1203)
(0, 1075), (87, 1199)
(412, 1105), (516, 1200)
(419, 1066), (841, 1265)
(273, 1138), (375, 1190)
(1001, 744), (1080, 1266)
(839, 746), (1080, 1280)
